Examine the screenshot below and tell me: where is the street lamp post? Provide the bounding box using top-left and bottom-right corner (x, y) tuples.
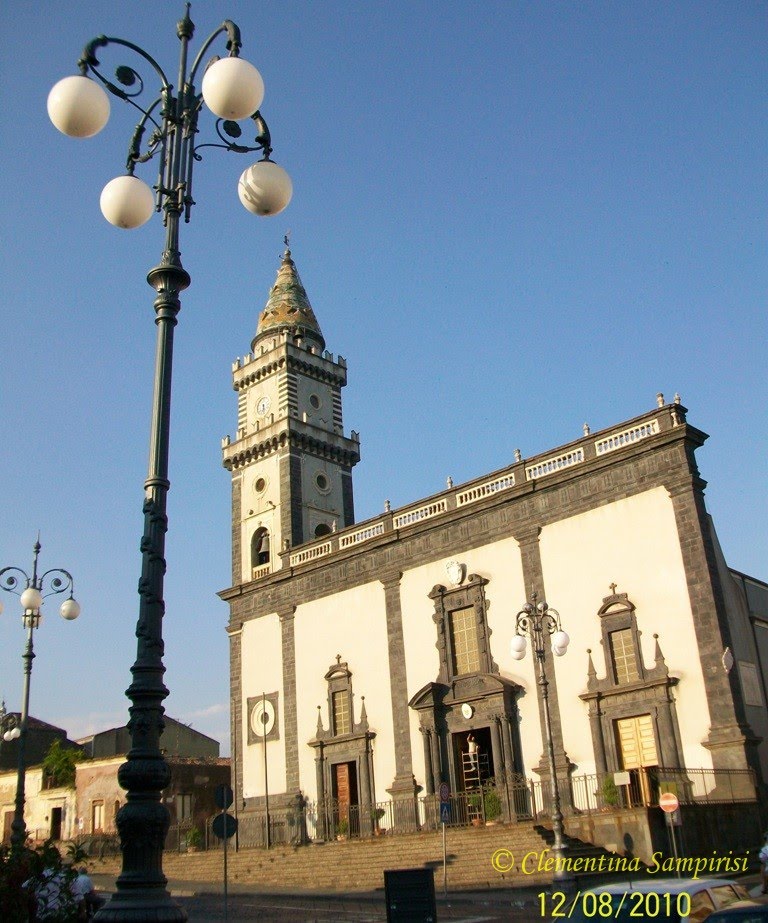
(0, 539), (81, 854)
(48, 6), (292, 920)
(510, 592), (571, 883)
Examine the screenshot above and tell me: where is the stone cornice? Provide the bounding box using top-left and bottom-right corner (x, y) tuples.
(223, 418), (361, 471)
(220, 404), (710, 622)
(232, 340), (348, 392)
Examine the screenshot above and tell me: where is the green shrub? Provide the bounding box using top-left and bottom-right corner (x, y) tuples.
(484, 790), (502, 821)
(601, 775), (620, 807)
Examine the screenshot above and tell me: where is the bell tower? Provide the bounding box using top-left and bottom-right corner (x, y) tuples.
(222, 246), (361, 583)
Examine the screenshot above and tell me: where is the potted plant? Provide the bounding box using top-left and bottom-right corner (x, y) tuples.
(467, 792), (483, 826)
(600, 775), (620, 810)
(484, 790), (502, 824)
(186, 826), (203, 852)
(371, 807), (386, 835)
(336, 817), (349, 840)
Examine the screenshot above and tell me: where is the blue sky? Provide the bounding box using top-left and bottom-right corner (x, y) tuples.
(1, 1), (765, 752)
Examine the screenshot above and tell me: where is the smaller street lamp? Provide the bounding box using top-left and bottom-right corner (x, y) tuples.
(511, 592), (571, 883)
(0, 539), (81, 853)
(0, 702), (21, 745)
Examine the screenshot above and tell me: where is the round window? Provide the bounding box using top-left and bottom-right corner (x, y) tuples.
(254, 476), (267, 494)
(314, 472), (330, 494)
(309, 394), (321, 410)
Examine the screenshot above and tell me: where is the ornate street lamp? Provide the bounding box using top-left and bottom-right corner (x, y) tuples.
(0, 539), (81, 854)
(48, 6), (291, 920)
(0, 702), (21, 749)
(511, 592), (571, 882)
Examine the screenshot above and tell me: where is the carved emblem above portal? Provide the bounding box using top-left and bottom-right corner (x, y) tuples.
(446, 560), (465, 587)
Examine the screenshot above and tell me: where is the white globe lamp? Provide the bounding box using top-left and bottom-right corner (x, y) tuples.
(20, 587), (43, 612)
(60, 597), (81, 621)
(202, 57), (264, 120)
(48, 75), (110, 138)
(238, 160), (293, 216)
(100, 175), (155, 228)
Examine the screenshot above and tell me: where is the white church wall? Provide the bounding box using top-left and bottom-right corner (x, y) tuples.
(293, 581), (395, 802)
(399, 538), (533, 786)
(539, 486), (713, 774)
(241, 612), (286, 799)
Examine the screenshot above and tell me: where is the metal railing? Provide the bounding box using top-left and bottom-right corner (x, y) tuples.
(161, 766), (757, 851)
(530, 766), (758, 817)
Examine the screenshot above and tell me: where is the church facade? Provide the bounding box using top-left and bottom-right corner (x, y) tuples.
(220, 249), (766, 843)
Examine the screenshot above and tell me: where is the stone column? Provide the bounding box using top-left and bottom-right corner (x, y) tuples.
(315, 745), (327, 840)
(489, 718), (503, 782)
(429, 729), (442, 793)
(498, 715), (518, 822)
(421, 728), (435, 795)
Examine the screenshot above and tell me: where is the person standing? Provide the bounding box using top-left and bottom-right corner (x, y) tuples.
(72, 866), (104, 920)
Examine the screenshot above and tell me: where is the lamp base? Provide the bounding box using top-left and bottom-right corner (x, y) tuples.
(94, 890), (187, 922)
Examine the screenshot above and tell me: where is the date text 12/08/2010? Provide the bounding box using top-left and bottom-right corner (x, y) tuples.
(539, 890), (692, 919)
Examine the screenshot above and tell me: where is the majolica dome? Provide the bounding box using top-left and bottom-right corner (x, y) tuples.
(252, 248), (325, 351)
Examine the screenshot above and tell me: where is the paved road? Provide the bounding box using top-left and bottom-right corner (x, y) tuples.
(91, 876), (539, 922)
(170, 890), (533, 921)
(91, 873), (765, 922)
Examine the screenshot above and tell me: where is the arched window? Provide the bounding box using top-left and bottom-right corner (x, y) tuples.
(314, 523), (332, 538)
(251, 528), (270, 569)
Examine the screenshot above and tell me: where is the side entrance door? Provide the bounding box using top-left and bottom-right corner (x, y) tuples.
(616, 714), (659, 805)
(332, 761), (359, 835)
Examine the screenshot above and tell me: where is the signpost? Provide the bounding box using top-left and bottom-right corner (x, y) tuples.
(659, 792), (681, 874)
(213, 785), (238, 921)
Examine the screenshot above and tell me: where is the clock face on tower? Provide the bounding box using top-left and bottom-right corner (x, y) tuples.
(255, 395), (272, 417)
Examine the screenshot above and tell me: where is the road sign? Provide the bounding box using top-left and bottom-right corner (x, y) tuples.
(439, 782), (450, 803)
(212, 812), (238, 840)
(215, 784), (234, 810)
(440, 802), (451, 824)
(665, 807), (682, 827)
(659, 792), (679, 813)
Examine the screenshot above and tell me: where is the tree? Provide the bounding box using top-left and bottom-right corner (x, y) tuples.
(41, 740), (83, 789)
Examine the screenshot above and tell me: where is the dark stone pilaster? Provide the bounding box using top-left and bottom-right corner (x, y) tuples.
(667, 474), (758, 776)
(231, 476), (242, 585)
(228, 627), (243, 813)
(381, 572), (421, 826)
(341, 465), (355, 527)
(515, 524), (574, 812)
(279, 449), (304, 546)
(279, 605), (299, 792)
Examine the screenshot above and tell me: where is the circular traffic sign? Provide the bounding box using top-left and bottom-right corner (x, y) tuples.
(212, 812), (238, 840)
(659, 792), (679, 813)
(215, 784), (234, 810)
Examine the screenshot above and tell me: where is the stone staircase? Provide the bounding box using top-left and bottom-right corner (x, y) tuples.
(90, 822), (568, 892)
